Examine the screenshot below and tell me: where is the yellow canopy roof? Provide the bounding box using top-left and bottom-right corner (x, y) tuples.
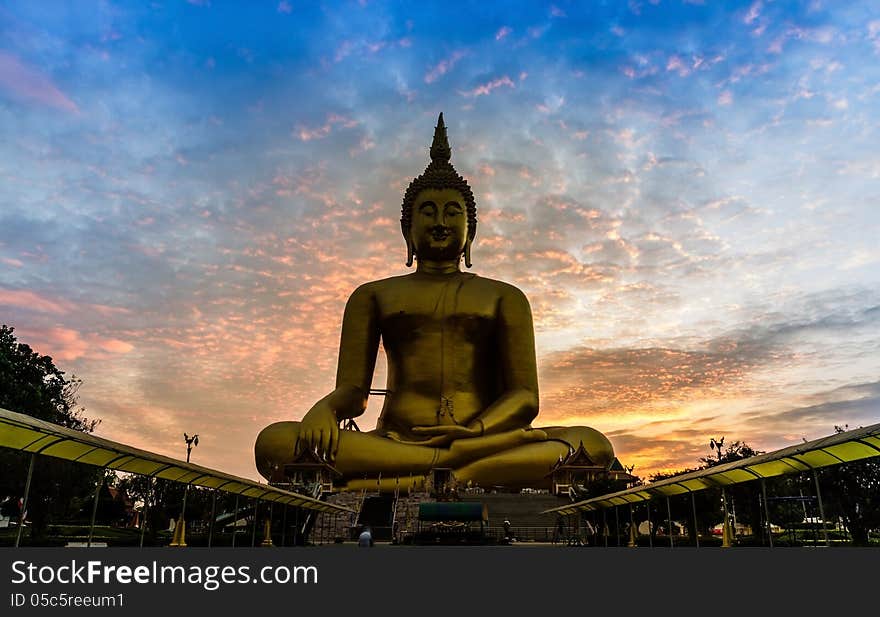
(0, 407), (353, 514)
(545, 422), (880, 516)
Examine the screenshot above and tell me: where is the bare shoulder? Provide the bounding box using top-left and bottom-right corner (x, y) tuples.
(469, 275), (531, 307)
(348, 274), (410, 299)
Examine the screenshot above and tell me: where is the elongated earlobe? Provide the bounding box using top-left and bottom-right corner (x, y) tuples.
(406, 237), (415, 267)
(464, 237), (472, 268)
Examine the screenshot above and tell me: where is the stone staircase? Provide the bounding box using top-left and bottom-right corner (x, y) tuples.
(459, 492), (571, 542)
(309, 490), (571, 544)
(309, 489), (435, 544)
(308, 491), (362, 544)
(392, 491), (434, 542)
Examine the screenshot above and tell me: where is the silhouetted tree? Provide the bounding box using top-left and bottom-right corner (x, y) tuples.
(700, 440), (762, 468)
(0, 325), (101, 541)
(646, 440), (766, 542)
(813, 425), (880, 546)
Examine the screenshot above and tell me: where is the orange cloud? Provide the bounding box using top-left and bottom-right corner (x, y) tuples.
(0, 289), (74, 314)
(16, 326), (135, 362)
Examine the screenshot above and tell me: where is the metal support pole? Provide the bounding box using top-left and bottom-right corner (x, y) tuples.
(208, 490), (218, 548)
(232, 494), (240, 548)
(667, 496), (674, 548)
(691, 491), (700, 548)
(15, 453), (36, 548)
(603, 508), (608, 548)
(169, 483), (189, 547)
(181, 485), (189, 524)
(628, 504), (636, 547)
(139, 498), (148, 548)
(721, 487), (732, 548)
(88, 474), (104, 548)
(813, 469), (829, 547)
(251, 500), (258, 547)
(646, 501), (653, 548)
(281, 505), (288, 547)
(615, 506), (620, 546)
(270, 503), (275, 544)
(761, 478), (773, 548)
(294, 507), (300, 546)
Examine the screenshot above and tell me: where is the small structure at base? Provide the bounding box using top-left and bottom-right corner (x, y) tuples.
(547, 442), (637, 496)
(415, 501), (488, 545)
(280, 448), (342, 494)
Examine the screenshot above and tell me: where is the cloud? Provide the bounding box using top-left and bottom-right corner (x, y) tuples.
(741, 381), (880, 433)
(460, 76), (515, 97)
(537, 287), (880, 421)
(0, 52), (78, 113)
(495, 26), (512, 41)
(743, 1), (762, 25)
(295, 113), (359, 141)
(16, 326), (134, 362)
(768, 24), (837, 54)
(539, 343), (769, 420)
(868, 21), (880, 53)
(424, 51), (466, 84)
(0, 288), (74, 315)
(666, 55), (691, 77)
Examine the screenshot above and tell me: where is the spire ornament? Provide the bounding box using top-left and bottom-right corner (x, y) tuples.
(429, 112), (452, 164)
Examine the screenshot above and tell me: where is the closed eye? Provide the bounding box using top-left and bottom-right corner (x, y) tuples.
(444, 202), (463, 216)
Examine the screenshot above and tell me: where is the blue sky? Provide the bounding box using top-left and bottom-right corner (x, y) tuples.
(1, 0), (879, 479)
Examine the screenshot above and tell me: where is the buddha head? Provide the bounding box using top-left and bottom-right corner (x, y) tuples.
(401, 113), (477, 267)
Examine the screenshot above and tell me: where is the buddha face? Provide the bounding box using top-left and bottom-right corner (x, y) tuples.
(411, 188), (468, 262)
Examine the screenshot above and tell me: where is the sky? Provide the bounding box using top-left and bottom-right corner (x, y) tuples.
(1, 0), (878, 482)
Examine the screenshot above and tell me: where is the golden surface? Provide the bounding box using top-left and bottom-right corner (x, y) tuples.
(255, 115), (613, 490)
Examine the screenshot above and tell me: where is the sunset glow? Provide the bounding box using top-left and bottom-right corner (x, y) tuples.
(1, 1), (878, 480)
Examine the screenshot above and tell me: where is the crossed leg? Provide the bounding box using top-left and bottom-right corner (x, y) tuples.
(255, 421), (613, 490)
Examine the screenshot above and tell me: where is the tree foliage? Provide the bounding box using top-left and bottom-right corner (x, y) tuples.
(0, 325), (98, 431)
(642, 440), (766, 542)
(812, 425), (880, 546)
(0, 324), (102, 540)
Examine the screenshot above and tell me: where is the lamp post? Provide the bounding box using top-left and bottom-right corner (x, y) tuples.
(170, 432), (198, 547)
(709, 437), (724, 463)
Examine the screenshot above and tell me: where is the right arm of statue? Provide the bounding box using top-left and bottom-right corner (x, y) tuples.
(298, 283), (380, 459)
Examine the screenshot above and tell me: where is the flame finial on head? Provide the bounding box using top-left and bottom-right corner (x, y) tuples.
(429, 112), (451, 164)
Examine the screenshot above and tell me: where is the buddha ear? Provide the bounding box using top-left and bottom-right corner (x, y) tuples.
(405, 235), (415, 267)
(463, 235), (473, 268)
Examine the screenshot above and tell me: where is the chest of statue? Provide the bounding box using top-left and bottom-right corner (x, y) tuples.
(375, 276), (499, 348)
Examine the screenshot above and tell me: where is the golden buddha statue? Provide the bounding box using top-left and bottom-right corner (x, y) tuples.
(255, 114), (613, 491)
